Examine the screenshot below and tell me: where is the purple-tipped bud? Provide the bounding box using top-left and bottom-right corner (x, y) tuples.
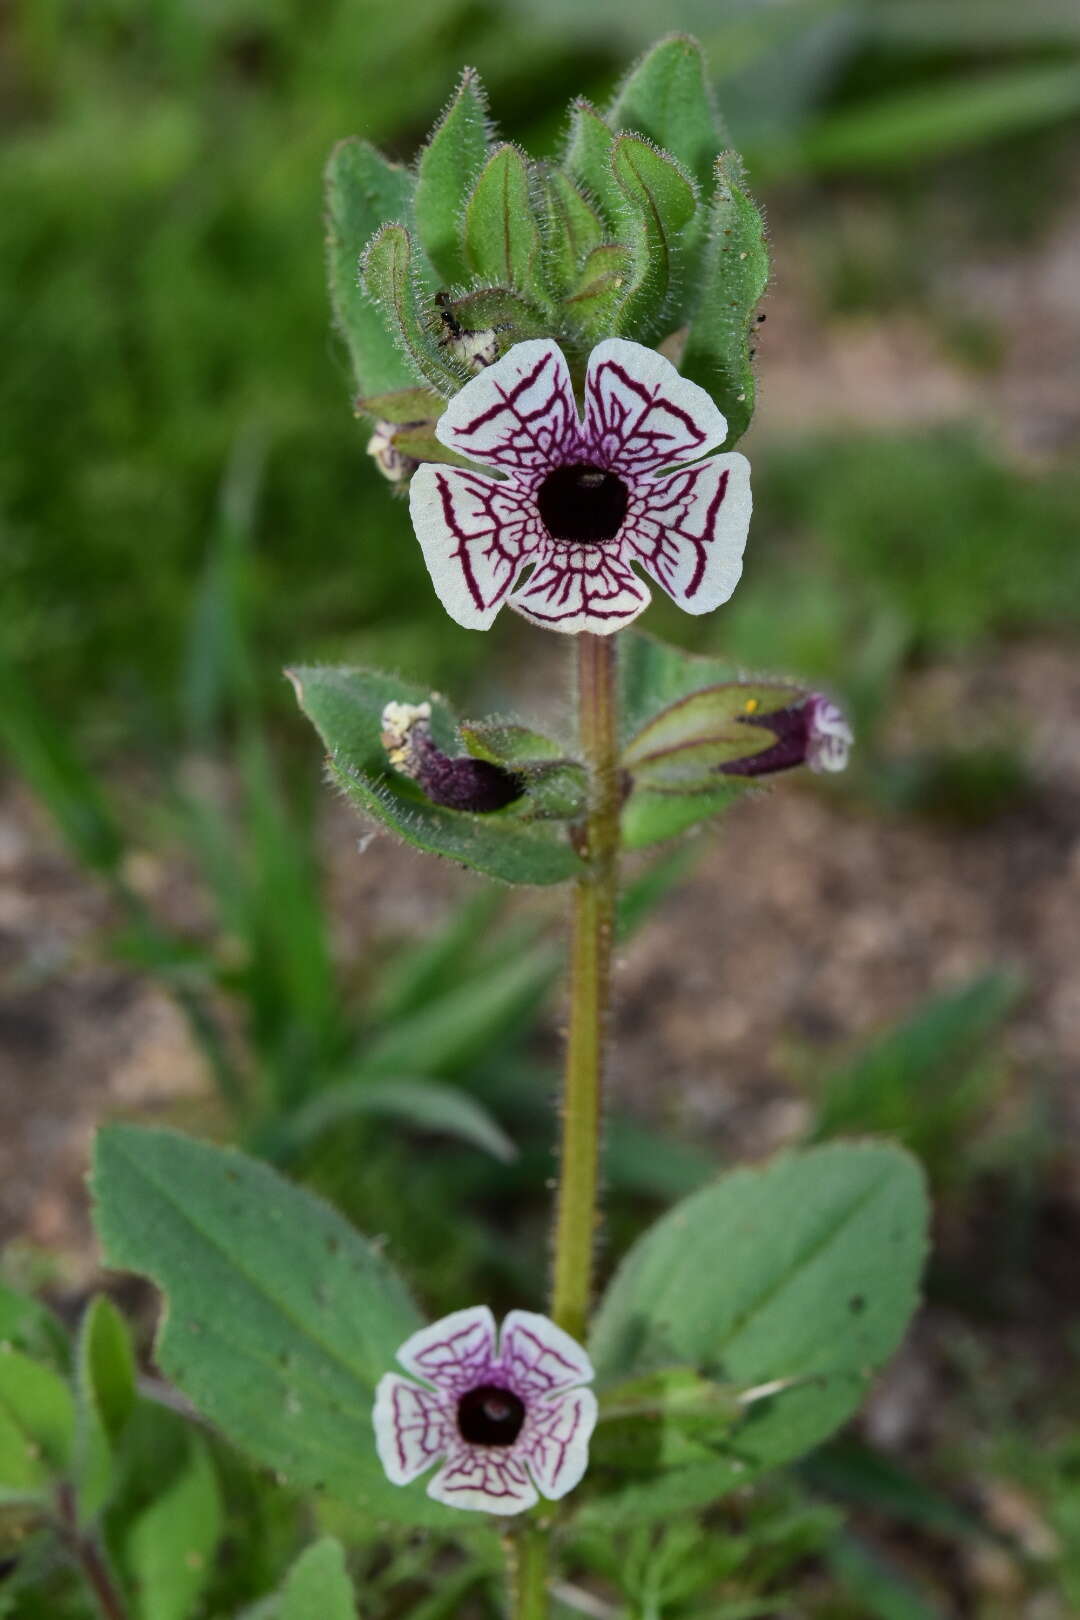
(721, 693), (853, 778)
(380, 701), (524, 812)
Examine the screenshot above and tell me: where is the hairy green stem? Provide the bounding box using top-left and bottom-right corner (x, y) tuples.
(551, 632), (620, 1343)
(507, 1523), (550, 1620)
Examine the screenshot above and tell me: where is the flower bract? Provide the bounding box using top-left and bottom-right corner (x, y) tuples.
(408, 338), (751, 635)
(373, 1305), (598, 1515)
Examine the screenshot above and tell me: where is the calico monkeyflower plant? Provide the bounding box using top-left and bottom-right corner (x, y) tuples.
(409, 338), (752, 635)
(374, 1307), (598, 1515)
(722, 693), (854, 778)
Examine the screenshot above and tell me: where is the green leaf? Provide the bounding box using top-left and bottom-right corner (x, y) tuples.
(279, 1536), (358, 1620)
(123, 1429), (222, 1620)
(414, 67), (491, 285)
(287, 666), (584, 887)
(564, 243), (634, 340)
(0, 1281), (69, 1372)
(91, 1126), (457, 1529)
(584, 1143), (929, 1526)
(361, 224), (465, 396)
(618, 630), (741, 741)
(621, 781), (744, 850)
(0, 1347), (75, 1501)
(681, 152), (768, 448)
(324, 140), (418, 396)
(608, 34), (724, 192)
(610, 135), (698, 341)
(354, 385), (445, 426)
(284, 1076), (517, 1164)
(539, 167), (603, 297)
(463, 145), (546, 303)
(75, 1295), (136, 1520)
(460, 721), (587, 820)
(563, 100), (623, 230)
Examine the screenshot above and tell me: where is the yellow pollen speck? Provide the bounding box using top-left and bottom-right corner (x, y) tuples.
(745, 698), (759, 713)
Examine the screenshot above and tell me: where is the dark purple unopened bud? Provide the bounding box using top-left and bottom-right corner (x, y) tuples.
(380, 701), (524, 812)
(721, 693), (853, 778)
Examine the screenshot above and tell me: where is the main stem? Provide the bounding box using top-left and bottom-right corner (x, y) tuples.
(551, 632), (620, 1343)
(516, 636), (618, 1620)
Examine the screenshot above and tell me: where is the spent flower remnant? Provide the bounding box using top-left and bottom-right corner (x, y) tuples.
(374, 1306), (598, 1515)
(409, 337), (751, 635)
(380, 700), (523, 811)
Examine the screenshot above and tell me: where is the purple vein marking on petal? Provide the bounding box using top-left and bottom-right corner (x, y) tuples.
(683, 467), (729, 599)
(589, 359), (708, 469)
(391, 1380), (449, 1475)
(451, 352), (579, 470)
(437, 1444), (533, 1502)
(435, 469), (487, 615)
(500, 1321), (583, 1398)
(527, 1390), (586, 1487)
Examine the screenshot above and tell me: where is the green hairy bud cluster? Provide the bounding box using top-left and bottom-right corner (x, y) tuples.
(326, 35), (768, 462)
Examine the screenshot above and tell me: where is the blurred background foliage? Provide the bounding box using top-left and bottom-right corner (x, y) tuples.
(3, 0), (1080, 1615)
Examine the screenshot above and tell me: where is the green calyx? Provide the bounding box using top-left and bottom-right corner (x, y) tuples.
(326, 35), (768, 455)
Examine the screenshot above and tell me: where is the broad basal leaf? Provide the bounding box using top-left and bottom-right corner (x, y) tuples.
(91, 1126), (458, 1529)
(584, 1143), (929, 1527)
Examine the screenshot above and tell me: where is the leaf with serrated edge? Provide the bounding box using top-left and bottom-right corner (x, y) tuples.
(582, 1143), (928, 1527)
(91, 1126), (460, 1528)
(414, 67), (491, 284)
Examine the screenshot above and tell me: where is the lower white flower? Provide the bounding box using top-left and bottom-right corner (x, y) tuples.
(373, 1305), (598, 1515)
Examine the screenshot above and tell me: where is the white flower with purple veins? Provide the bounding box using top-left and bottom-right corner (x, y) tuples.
(408, 338), (752, 635)
(373, 1306), (598, 1515)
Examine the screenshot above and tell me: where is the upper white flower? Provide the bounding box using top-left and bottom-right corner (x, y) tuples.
(408, 338), (752, 636)
(373, 1305), (597, 1516)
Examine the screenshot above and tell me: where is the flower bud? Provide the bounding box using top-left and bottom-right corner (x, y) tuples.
(720, 693), (853, 778)
(380, 701), (524, 812)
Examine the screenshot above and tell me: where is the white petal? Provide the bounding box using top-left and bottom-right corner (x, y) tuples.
(509, 542), (650, 636)
(426, 1442), (539, 1516)
(584, 339), (729, 475)
(524, 1387), (598, 1501)
(396, 1305), (498, 1395)
(408, 464), (543, 630)
(372, 1373), (451, 1486)
(434, 340), (581, 475)
(499, 1310), (596, 1398)
(627, 453), (751, 615)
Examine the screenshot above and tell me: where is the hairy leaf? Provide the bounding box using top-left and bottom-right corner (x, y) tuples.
(325, 140), (417, 396)
(414, 67), (490, 284)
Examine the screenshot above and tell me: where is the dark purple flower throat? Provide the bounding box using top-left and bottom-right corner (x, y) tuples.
(537, 464), (628, 544)
(456, 1384), (526, 1447)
